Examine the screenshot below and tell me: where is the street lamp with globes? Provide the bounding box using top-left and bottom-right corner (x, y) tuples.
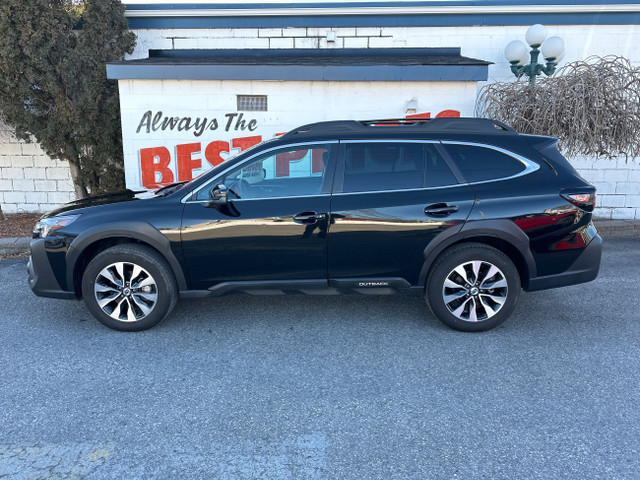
(504, 24), (565, 84)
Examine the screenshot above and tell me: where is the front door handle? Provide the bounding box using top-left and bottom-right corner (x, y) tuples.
(424, 203), (458, 217)
(293, 212), (327, 224)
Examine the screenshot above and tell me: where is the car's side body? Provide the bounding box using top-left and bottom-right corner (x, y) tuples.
(28, 117), (602, 331)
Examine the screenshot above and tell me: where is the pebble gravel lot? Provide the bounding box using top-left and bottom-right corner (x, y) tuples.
(0, 239), (639, 479)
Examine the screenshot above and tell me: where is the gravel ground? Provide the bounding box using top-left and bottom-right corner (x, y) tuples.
(0, 239), (639, 479)
(0, 214), (39, 239)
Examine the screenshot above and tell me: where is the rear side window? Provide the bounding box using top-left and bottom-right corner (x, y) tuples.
(443, 144), (526, 183)
(342, 142), (457, 193)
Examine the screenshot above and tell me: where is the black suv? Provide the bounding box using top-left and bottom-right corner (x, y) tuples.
(28, 117), (602, 332)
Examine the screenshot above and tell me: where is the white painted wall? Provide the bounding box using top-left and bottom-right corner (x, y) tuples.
(119, 78), (477, 190)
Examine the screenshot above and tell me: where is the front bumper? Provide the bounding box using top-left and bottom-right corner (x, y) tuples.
(526, 231), (603, 292)
(28, 238), (76, 300)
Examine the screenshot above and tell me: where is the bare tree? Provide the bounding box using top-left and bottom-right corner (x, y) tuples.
(477, 56), (640, 159)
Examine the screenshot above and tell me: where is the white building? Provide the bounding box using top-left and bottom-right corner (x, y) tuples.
(2, 0), (640, 218)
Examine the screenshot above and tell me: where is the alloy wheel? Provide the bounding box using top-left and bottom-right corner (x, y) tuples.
(442, 260), (508, 323)
(93, 262), (158, 322)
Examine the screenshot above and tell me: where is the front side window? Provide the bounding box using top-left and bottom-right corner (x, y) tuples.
(197, 144), (333, 200)
(341, 142), (457, 193)
(443, 143), (527, 183)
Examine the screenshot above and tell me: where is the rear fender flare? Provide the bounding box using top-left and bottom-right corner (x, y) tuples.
(65, 221), (188, 292)
(418, 219), (537, 287)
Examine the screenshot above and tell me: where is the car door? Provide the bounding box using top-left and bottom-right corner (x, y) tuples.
(327, 140), (475, 287)
(181, 142), (337, 290)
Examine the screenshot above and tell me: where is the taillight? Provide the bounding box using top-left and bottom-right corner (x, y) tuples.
(560, 191), (596, 211)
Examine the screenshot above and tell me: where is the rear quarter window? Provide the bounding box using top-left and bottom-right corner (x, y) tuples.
(443, 144), (526, 183)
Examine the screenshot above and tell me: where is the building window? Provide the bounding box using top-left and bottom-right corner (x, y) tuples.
(237, 95), (268, 112)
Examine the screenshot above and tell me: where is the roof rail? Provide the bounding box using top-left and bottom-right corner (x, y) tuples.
(282, 117), (516, 138)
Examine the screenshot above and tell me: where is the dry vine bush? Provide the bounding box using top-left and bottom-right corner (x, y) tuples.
(476, 56), (640, 159)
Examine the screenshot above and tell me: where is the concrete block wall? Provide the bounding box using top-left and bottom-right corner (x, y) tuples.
(0, 124), (75, 214)
(573, 156), (640, 220)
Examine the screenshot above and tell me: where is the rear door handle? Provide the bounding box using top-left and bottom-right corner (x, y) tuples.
(424, 203), (458, 217)
(293, 212), (327, 224)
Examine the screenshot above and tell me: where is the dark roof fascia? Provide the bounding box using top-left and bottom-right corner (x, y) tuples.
(106, 48), (491, 82)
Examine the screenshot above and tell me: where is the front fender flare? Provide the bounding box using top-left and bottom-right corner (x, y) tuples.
(65, 221), (188, 292)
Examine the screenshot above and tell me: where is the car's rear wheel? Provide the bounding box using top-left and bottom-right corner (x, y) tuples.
(426, 243), (520, 332)
(82, 244), (178, 331)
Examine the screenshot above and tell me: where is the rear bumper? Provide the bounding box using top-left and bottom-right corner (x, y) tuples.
(526, 232), (602, 292)
(28, 238), (76, 300)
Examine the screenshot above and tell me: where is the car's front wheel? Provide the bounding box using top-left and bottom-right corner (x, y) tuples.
(81, 244), (178, 331)
(426, 243), (521, 332)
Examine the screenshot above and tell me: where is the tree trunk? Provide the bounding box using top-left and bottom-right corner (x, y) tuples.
(67, 159), (89, 199)
(0, 203), (4, 221)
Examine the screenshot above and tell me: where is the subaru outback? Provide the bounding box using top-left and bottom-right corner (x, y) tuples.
(28, 117), (602, 332)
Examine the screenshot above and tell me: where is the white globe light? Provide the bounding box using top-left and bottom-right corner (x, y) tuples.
(517, 51), (529, 67)
(553, 50), (565, 64)
(526, 24), (547, 47)
(504, 40), (527, 63)
(542, 36), (565, 60)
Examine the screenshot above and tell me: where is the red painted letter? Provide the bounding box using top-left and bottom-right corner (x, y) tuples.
(436, 109), (461, 118)
(140, 146), (174, 189)
(204, 140), (230, 168)
(176, 142), (202, 181)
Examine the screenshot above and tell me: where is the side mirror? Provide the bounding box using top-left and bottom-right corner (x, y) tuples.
(208, 184), (228, 206)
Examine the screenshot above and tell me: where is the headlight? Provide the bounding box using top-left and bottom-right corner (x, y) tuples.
(33, 215), (80, 238)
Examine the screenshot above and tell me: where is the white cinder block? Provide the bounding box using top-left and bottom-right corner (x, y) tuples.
(33, 155), (57, 168)
(23, 168), (47, 180)
(0, 179), (11, 190)
(4, 191), (26, 203)
(616, 181), (640, 195)
(577, 169), (604, 182)
(591, 181), (617, 195)
(368, 37), (394, 48)
(46, 168), (70, 180)
(294, 37), (319, 49)
(34, 180), (57, 192)
(57, 179), (75, 192)
(20, 142), (44, 155)
(335, 28), (356, 37)
(16, 203), (40, 213)
(230, 28), (258, 38)
(0, 143), (23, 156)
(357, 27), (382, 37)
(343, 37), (369, 49)
(2, 203), (18, 214)
(599, 194), (626, 208)
(0, 156), (11, 167)
(258, 28), (282, 38)
(9, 156), (33, 168)
(603, 169), (628, 181)
(270, 37), (294, 49)
(625, 194), (640, 207)
(282, 28), (306, 38)
(29, 192), (48, 204)
(610, 207), (636, 219)
(12, 179), (34, 192)
(1, 167), (24, 179)
(48, 191), (74, 204)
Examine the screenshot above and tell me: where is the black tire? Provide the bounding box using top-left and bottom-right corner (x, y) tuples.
(426, 243), (521, 332)
(81, 244), (178, 331)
